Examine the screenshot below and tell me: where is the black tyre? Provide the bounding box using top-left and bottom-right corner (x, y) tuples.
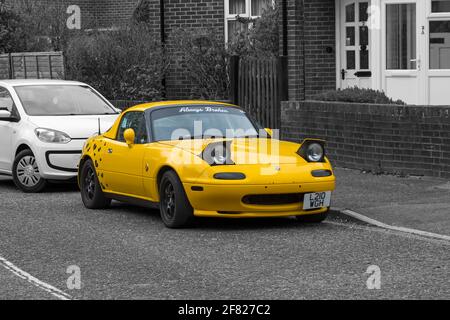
(80, 159), (111, 209)
(159, 170), (194, 228)
(295, 210), (329, 223)
(12, 149), (47, 193)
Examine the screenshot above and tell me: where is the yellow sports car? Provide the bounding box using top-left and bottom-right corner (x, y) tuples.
(78, 101), (335, 228)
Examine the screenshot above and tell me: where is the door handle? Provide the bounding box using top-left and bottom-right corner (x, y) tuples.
(341, 69), (347, 80)
(410, 58), (421, 70)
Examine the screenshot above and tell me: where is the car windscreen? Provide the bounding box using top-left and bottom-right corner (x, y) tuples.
(14, 85), (118, 116)
(150, 106), (262, 141)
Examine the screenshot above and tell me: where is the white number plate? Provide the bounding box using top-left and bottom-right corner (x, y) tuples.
(303, 192), (332, 210)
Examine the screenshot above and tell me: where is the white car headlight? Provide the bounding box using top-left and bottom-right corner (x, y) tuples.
(306, 143), (324, 162)
(35, 128), (71, 144)
(212, 153), (227, 165)
(297, 140), (326, 163)
(201, 141), (234, 166)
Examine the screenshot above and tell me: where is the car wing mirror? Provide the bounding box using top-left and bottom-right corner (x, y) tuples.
(124, 128), (136, 146)
(264, 128), (273, 137)
(0, 110), (12, 120)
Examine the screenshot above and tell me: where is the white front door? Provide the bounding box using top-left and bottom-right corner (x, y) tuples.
(340, 0), (372, 88)
(338, 0), (450, 105)
(425, 0), (450, 105)
(381, 0), (425, 105)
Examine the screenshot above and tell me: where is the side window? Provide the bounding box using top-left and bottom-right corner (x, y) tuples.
(0, 87), (14, 112)
(116, 112), (148, 144)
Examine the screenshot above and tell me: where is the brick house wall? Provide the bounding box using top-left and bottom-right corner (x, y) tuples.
(283, 0), (304, 101)
(150, 0), (337, 100)
(4, 0), (139, 29)
(282, 101), (450, 179)
(303, 0), (335, 98)
(128, 0), (225, 99)
(95, 0), (140, 28)
(163, 0), (225, 99)
(284, 0), (336, 101)
(4, 0), (338, 100)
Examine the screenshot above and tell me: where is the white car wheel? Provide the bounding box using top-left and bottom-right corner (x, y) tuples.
(16, 155), (40, 187)
(12, 150), (47, 193)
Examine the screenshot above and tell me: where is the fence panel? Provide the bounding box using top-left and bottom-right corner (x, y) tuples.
(231, 56), (286, 129)
(0, 52), (65, 80)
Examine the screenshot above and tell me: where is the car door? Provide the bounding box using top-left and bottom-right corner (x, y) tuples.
(101, 111), (148, 197)
(0, 87), (20, 173)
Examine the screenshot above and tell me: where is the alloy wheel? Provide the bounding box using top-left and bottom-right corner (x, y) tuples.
(163, 182), (176, 219)
(16, 156), (41, 187)
(84, 167), (96, 200)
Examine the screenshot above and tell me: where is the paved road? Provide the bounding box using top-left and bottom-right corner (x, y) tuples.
(0, 177), (448, 300)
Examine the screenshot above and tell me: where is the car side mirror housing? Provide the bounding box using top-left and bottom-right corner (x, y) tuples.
(0, 110), (12, 121)
(123, 128), (135, 146)
(265, 128), (273, 137)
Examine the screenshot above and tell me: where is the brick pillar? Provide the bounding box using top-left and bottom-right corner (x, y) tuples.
(303, 0), (336, 98)
(282, 0), (304, 101)
(281, 0), (337, 101)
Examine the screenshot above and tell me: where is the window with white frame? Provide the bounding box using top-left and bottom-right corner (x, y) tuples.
(225, 0), (274, 42)
(432, 0), (450, 13)
(386, 3), (417, 70)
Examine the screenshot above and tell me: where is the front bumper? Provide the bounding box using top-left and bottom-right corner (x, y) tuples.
(33, 139), (85, 180)
(184, 181), (335, 218)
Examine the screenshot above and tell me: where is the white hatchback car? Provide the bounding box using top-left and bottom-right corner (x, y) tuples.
(0, 80), (120, 192)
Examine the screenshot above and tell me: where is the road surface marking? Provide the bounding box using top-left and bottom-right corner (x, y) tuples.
(334, 209), (450, 242)
(0, 255), (73, 300)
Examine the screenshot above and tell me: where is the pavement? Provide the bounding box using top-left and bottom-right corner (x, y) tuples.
(0, 170), (449, 300)
(332, 168), (450, 236)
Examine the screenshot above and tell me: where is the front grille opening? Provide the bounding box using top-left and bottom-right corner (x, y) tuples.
(242, 193), (304, 206)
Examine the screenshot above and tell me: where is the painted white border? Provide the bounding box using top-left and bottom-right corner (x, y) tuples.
(371, 0), (382, 90)
(0, 256), (73, 300)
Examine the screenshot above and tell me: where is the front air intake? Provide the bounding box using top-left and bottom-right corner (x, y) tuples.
(242, 193), (304, 206)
